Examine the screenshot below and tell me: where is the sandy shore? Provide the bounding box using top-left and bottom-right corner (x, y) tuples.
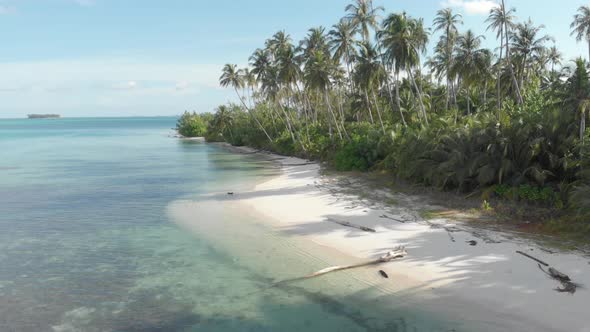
(174, 144), (590, 332)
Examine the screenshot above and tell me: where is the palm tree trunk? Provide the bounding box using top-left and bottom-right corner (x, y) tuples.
(408, 70), (428, 125)
(451, 80), (459, 108)
(483, 81), (488, 110)
(581, 111), (586, 141)
(234, 88), (273, 143)
(278, 100), (308, 152)
(325, 90), (343, 140)
(363, 89), (375, 124)
(371, 88), (386, 134)
(496, 29), (504, 119)
(277, 101), (296, 143)
(445, 78), (450, 111)
(383, 64), (397, 117)
(446, 29), (452, 112)
(465, 87), (471, 115)
(520, 54), (527, 93)
(345, 52), (354, 95)
(502, 6), (523, 105)
(394, 71), (407, 127)
(337, 89), (350, 140)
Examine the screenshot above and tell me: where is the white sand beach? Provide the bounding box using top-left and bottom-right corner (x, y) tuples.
(171, 145), (590, 332)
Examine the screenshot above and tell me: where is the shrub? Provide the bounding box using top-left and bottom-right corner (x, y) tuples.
(176, 111), (208, 137)
(333, 123), (385, 171)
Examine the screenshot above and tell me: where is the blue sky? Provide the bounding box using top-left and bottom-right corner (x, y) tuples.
(0, 0), (587, 118)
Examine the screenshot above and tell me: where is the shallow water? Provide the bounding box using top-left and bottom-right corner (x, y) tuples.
(0, 117), (463, 331)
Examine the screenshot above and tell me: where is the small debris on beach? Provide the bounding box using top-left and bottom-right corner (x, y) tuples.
(466, 240), (478, 246)
(538, 264), (581, 294)
(227, 192), (234, 195)
(327, 218), (376, 233)
(379, 214), (409, 223)
(378, 270), (389, 278)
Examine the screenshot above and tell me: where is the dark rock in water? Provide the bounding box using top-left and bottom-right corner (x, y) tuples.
(378, 270), (389, 278)
(467, 240), (477, 246)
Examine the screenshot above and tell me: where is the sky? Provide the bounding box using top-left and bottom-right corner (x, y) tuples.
(0, 0), (588, 118)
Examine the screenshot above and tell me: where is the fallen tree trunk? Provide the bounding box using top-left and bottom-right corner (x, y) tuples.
(516, 250), (549, 267)
(327, 218), (376, 233)
(281, 162), (316, 167)
(271, 247), (407, 288)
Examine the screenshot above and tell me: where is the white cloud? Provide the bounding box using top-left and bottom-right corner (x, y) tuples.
(441, 0), (498, 15)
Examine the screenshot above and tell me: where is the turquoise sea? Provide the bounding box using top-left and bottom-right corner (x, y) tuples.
(0, 117), (462, 332)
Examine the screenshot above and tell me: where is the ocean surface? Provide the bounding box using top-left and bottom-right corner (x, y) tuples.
(0, 117), (461, 332)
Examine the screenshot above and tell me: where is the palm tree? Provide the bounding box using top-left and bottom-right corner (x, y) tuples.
(249, 48), (272, 82)
(304, 50), (344, 139)
(547, 45), (562, 73)
(212, 105), (235, 142)
(219, 64), (273, 142)
(511, 19), (553, 91)
(328, 20), (358, 92)
(300, 27), (330, 59)
(571, 6), (590, 62)
(565, 58), (590, 141)
(451, 30), (491, 115)
(486, 1), (522, 105)
(345, 0), (383, 42)
(433, 8), (462, 110)
(354, 41), (386, 132)
(379, 12), (429, 124)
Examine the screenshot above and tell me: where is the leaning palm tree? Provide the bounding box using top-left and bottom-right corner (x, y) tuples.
(219, 64), (272, 142)
(571, 6), (590, 62)
(345, 0), (383, 43)
(433, 8), (462, 110)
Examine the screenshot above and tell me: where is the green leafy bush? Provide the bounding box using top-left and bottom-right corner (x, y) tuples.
(494, 184), (562, 207)
(176, 111), (208, 137)
(333, 123), (386, 171)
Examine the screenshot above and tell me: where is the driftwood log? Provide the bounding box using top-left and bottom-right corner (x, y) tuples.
(268, 247), (407, 289)
(281, 162), (316, 167)
(516, 250), (549, 266)
(516, 250), (580, 294)
(327, 218), (376, 233)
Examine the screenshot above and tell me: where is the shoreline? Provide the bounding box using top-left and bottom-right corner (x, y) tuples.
(175, 143), (590, 331)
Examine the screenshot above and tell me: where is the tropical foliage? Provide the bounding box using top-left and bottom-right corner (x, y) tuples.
(203, 1), (590, 218)
(176, 111), (210, 137)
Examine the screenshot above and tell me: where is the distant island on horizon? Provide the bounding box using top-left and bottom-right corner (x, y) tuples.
(27, 114), (61, 119)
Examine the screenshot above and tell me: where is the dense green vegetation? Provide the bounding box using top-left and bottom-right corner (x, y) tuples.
(176, 111), (210, 137)
(200, 1), (590, 222)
